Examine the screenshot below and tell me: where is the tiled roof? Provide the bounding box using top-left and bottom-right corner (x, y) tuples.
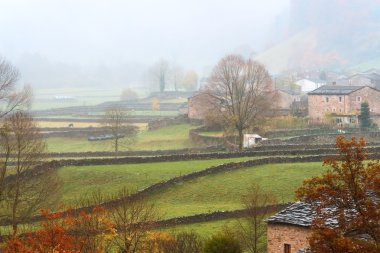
(308, 85), (365, 95)
(266, 202), (313, 227)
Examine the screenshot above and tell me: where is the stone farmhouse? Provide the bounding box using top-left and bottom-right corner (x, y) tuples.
(334, 72), (380, 89)
(308, 85), (380, 126)
(266, 202), (312, 253)
(275, 89), (301, 110)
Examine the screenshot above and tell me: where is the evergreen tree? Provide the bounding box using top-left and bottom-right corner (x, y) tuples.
(358, 102), (372, 129)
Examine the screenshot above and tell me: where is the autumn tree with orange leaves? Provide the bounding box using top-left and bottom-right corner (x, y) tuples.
(3, 206), (116, 253)
(296, 136), (380, 253)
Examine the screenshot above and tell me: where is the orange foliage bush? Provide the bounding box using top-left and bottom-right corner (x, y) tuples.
(3, 207), (116, 253)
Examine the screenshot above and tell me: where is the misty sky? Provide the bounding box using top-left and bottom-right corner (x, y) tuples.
(0, 0), (288, 69)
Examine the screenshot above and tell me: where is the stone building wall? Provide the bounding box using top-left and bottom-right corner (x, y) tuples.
(188, 93), (215, 120)
(267, 224), (311, 253)
(347, 87), (380, 114)
(275, 90), (299, 109)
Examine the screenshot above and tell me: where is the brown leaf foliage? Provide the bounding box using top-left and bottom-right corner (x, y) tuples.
(296, 136), (380, 253)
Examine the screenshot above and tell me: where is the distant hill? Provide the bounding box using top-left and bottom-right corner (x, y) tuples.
(257, 0), (380, 73)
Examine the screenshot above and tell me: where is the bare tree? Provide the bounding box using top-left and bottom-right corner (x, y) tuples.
(150, 59), (170, 92)
(0, 56), (31, 117)
(103, 107), (137, 157)
(110, 188), (160, 253)
(205, 55), (274, 150)
(0, 112), (61, 237)
(228, 183), (276, 253)
(172, 65), (184, 91)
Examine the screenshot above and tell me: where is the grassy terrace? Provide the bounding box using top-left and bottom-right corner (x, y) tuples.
(1, 160), (327, 243)
(56, 157), (256, 206)
(146, 162), (326, 218)
(45, 124), (195, 152)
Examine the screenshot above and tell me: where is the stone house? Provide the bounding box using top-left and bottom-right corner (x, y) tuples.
(187, 92), (215, 120)
(267, 202), (312, 253)
(348, 73), (380, 89)
(308, 85), (380, 126)
(275, 89), (301, 110)
(333, 72), (380, 89)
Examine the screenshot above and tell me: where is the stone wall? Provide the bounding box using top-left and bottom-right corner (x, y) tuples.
(264, 127), (348, 139)
(267, 223), (311, 253)
(147, 115), (189, 130)
(189, 128), (225, 146)
(286, 132), (380, 144)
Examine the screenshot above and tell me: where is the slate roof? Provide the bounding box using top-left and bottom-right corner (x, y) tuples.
(308, 85), (365, 95)
(266, 202), (313, 227)
(267, 193), (379, 228)
(278, 89), (301, 96)
(351, 73), (380, 81)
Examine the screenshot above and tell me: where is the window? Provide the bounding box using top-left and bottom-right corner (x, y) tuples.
(284, 244), (291, 253)
(339, 96), (342, 102)
(357, 96), (362, 102)
(325, 97), (329, 102)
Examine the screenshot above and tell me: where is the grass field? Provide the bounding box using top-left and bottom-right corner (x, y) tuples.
(57, 157), (257, 207)
(160, 218), (238, 238)
(146, 162), (326, 218)
(32, 87), (122, 110)
(45, 124), (194, 152)
(38, 121), (103, 128)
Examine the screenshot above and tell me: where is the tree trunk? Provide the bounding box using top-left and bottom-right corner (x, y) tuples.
(115, 137), (119, 158)
(238, 129), (244, 151)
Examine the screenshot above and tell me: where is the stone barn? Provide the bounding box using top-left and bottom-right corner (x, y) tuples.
(266, 202), (312, 253)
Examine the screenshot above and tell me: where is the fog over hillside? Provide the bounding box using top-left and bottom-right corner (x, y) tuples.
(0, 0), (288, 89)
(2, 0), (379, 89)
(260, 0), (380, 72)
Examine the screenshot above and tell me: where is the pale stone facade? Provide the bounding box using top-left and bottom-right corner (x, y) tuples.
(267, 224), (311, 253)
(308, 86), (380, 126)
